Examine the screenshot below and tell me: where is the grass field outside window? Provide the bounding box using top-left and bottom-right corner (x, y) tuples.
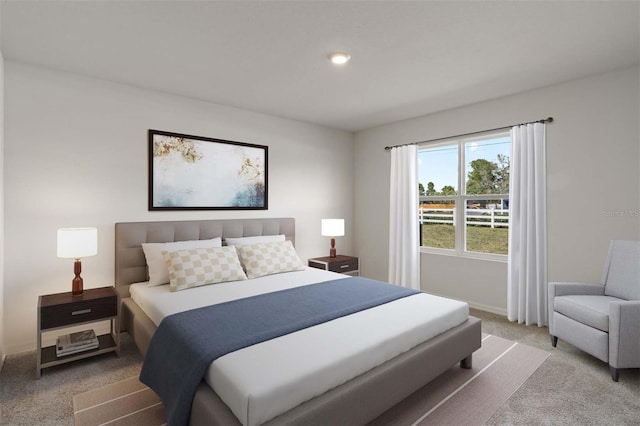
(421, 223), (508, 255)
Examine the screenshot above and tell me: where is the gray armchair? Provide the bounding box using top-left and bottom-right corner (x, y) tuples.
(548, 240), (640, 381)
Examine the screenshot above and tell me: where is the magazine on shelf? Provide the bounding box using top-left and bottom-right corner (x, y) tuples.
(56, 341), (99, 357)
(56, 329), (99, 357)
(57, 329), (98, 350)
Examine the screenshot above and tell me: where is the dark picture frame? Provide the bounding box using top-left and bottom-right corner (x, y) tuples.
(148, 130), (268, 210)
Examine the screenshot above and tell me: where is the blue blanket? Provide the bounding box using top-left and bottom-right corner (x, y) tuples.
(139, 277), (418, 426)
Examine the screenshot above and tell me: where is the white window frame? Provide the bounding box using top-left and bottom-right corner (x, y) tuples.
(419, 131), (509, 262)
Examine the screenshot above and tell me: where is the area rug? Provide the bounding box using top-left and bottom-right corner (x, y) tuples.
(73, 376), (165, 426)
(73, 334), (549, 426)
(370, 334), (550, 425)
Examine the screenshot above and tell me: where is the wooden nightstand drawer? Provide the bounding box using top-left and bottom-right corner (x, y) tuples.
(327, 258), (359, 273)
(308, 255), (359, 276)
(40, 288), (117, 329)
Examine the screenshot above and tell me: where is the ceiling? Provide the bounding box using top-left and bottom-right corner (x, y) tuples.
(1, 1), (638, 132)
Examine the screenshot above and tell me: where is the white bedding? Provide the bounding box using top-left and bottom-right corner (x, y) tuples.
(130, 268), (469, 426)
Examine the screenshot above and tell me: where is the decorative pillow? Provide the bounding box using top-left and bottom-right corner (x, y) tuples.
(236, 240), (305, 279)
(142, 238), (222, 287)
(225, 234), (285, 247)
(163, 246), (247, 292)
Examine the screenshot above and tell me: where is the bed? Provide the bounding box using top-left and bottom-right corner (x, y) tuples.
(115, 218), (481, 426)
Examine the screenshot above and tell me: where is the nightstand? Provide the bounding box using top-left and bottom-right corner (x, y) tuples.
(308, 255), (359, 276)
(37, 286), (119, 378)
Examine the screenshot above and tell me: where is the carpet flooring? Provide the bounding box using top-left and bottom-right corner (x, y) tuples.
(71, 334), (548, 426)
(1, 309), (638, 425)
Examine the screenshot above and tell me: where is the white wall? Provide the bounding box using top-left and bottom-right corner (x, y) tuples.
(3, 62), (354, 354)
(0, 47), (5, 366)
(354, 66), (640, 314)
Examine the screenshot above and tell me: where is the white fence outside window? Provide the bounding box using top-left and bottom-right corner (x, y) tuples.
(419, 207), (509, 228)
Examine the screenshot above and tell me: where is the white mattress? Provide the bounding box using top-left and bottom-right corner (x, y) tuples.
(130, 268), (469, 426)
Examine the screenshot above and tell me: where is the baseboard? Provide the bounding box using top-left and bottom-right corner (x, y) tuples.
(468, 301), (507, 317)
(0, 352), (5, 374)
(426, 291), (507, 317)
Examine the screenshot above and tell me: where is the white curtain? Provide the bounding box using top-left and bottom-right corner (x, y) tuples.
(507, 123), (548, 326)
(389, 145), (420, 290)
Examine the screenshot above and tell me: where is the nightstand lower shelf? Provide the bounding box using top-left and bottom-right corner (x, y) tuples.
(40, 333), (118, 369)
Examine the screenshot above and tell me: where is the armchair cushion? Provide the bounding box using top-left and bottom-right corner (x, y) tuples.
(603, 240), (640, 301)
(547, 282), (605, 334)
(554, 295), (623, 332)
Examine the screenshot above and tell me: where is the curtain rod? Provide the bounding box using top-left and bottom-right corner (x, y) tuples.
(384, 117), (553, 151)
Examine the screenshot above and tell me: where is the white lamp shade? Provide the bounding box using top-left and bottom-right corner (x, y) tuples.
(57, 227), (98, 259)
(321, 219), (345, 237)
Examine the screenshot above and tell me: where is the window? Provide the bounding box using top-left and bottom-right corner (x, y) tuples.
(418, 132), (510, 258)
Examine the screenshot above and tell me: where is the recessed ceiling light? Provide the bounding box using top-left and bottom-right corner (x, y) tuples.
(329, 52), (351, 65)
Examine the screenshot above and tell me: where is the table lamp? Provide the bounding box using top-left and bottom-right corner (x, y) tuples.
(57, 227), (98, 296)
(321, 219), (344, 258)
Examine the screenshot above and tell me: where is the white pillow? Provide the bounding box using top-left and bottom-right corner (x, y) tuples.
(142, 238), (222, 286)
(225, 234), (285, 247)
(163, 246), (247, 292)
(236, 240), (305, 279)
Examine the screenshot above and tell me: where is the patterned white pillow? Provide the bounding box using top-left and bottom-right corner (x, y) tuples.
(163, 246), (247, 292)
(236, 240), (305, 279)
(142, 238), (222, 287)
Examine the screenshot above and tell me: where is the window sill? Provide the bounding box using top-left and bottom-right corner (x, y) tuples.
(420, 247), (507, 263)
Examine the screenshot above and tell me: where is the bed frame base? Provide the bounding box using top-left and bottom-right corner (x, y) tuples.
(461, 353), (473, 369)
(193, 317), (481, 426)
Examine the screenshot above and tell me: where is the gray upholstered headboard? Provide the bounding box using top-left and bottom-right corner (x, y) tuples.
(115, 218), (295, 297)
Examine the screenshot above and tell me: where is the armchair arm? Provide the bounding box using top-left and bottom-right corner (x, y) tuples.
(609, 301), (640, 369)
(548, 282), (605, 334)
(549, 282), (606, 296)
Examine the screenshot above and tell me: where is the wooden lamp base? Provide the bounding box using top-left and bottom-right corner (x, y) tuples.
(72, 259), (84, 296)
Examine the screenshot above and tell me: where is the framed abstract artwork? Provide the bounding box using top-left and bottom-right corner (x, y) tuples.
(148, 130), (268, 210)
